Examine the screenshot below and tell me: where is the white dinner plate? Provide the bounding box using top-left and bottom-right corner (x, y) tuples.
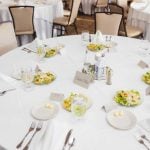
(106, 109), (137, 130)
(31, 102), (59, 120)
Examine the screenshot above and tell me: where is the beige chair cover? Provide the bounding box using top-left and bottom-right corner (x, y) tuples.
(95, 13), (122, 35)
(9, 6), (34, 35)
(96, 0), (108, 7)
(0, 22), (17, 56)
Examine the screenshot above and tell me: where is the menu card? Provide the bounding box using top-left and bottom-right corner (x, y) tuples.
(50, 92), (64, 102)
(73, 71), (94, 89)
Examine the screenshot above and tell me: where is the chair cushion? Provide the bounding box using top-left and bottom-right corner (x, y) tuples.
(119, 25), (143, 37)
(63, 9), (71, 16)
(16, 30), (34, 35)
(53, 17), (69, 26)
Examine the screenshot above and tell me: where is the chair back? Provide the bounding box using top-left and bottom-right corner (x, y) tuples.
(68, 0), (73, 10)
(108, 3), (127, 36)
(96, 0), (108, 7)
(95, 12), (122, 35)
(68, 0), (81, 25)
(117, 0), (128, 17)
(0, 22), (17, 55)
(9, 6), (34, 35)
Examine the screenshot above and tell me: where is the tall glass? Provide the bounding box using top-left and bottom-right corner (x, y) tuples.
(81, 31), (90, 46)
(21, 67), (34, 91)
(71, 96), (87, 119)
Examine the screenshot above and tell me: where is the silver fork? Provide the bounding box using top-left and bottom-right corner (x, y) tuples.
(141, 135), (150, 143)
(0, 88), (16, 96)
(23, 122), (43, 150)
(138, 139), (150, 150)
(16, 122), (36, 149)
(68, 137), (75, 150)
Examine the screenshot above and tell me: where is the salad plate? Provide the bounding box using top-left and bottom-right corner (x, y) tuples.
(62, 93), (92, 112)
(106, 109), (137, 130)
(114, 90), (141, 106)
(31, 102), (59, 120)
(142, 71), (150, 85)
(87, 43), (107, 52)
(33, 72), (56, 85)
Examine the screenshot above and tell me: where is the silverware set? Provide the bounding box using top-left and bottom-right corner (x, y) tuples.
(21, 47), (36, 53)
(0, 88), (16, 96)
(137, 134), (150, 150)
(62, 129), (75, 150)
(16, 121), (43, 150)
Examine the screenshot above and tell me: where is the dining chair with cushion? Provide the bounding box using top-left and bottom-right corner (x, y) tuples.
(9, 6), (36, 46)
(52, 0), (81, 37)
(117, 0), (128, 18)
(0, 22), (18, 56)
(108, 3), (143, 38)
(91, 0), (109, 15)
(95, 12), (122, 35)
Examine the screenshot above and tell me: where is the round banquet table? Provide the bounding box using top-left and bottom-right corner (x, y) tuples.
(0, 35), (150, 150)
(127, 0), (150, 41)
(0, 0), (63, 42)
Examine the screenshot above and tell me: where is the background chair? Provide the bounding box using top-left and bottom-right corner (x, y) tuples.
(108, 3), (143, 38)
(95, 12), (122, 35)
(52, 0), (81, 37)
(0, 22), (17, 56)
(64, 0), (72, 16)
(91, 0), (109, 15)
(9, 6), (36, 46)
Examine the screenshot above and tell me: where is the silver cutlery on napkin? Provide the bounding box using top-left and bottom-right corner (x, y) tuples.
(141, 135), (150, 143)
(21, 47), (36, 53)
(138, 139), (150, 150)
(0, 88), (16, 96)
(16, 122), (36, 149)
(62, 129), (73, 150)
(23, 122), (43, 150)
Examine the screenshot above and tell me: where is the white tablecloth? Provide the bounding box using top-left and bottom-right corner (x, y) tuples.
(0, 0), (63, 41)
(0, 35), (150, 150)
(127, 1), (150, 41)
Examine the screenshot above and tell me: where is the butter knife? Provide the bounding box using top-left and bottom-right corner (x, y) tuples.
(62, 129), (73, 150)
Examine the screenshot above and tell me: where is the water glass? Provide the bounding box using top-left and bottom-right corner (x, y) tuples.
(37, 45), (46, 62)
(81, 31), (89, 46)
(21, 67), (34, 90)
(71, 96), (87, 119)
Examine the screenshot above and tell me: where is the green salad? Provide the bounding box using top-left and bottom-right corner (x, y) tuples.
(114, 90), (141, 106)
(142, 71), (150, 85)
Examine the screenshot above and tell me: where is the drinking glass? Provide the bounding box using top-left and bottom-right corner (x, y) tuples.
(21, 67), (34, 90)
(81, 31), (89, 46)
(37, 45), (46, 62)
(71, 96), (87, 119)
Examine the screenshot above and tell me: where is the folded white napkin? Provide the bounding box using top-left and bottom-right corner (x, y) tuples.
(32, 120), (73, 150)
(92, 31), (104, 44)
(0, 75), (16, 92)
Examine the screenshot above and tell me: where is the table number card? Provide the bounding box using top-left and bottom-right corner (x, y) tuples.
(50, 92), (64, 101)
(138, 60), (149, 69)
(73, 71), (94, 89)
(146, 86), (150, 95)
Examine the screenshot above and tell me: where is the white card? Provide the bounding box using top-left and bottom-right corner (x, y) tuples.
(73, 71), (94, 89)
(146, 86), (150, 95)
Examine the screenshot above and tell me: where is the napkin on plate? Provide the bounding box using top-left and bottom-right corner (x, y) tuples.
(31, 120), (73, 150)
(92, 31), (104, 44)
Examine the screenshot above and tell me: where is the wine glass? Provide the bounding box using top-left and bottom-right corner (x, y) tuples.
(71, 96), (87, 119)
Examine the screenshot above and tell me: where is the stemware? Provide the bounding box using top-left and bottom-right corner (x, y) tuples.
(81, 31), (90, 46)
(71, 96), (87, 119)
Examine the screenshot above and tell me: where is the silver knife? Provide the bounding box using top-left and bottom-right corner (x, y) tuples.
(62, 129), (73, 150)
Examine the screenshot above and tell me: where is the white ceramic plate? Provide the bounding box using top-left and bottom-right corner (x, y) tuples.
(31, 102), (59, 120)
(106, 109), (137, 130)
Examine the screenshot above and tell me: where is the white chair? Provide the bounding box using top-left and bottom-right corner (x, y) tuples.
(0, 22), (18, 56)
(95, 12), (122, 35)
